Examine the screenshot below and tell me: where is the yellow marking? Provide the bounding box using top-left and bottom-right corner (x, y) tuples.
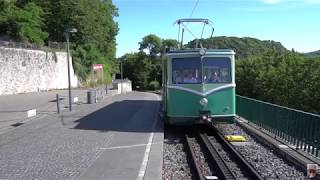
(225, 135), (246, 142)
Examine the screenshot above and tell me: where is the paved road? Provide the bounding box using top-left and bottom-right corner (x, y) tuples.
(0, 91), (161, 180)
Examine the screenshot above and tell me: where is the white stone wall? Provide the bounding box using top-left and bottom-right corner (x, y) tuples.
(0, 47), (78, 95)
(116, 81), (132, 94)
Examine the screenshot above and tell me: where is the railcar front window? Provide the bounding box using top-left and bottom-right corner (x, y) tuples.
(203, 57), (231, 83)
(172, 57), (202, 84)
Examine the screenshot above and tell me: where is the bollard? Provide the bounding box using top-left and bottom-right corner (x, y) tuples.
(56, 94), (60, 114)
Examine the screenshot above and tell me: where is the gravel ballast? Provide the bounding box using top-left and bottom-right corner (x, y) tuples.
(215, 123), (305, 179)
(163, 132), (192, 180)
(189, 137), (213, 176)
(207, 135), (246, 178)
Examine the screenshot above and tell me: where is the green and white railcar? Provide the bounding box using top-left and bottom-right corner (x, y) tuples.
(162, 49), (236, 125)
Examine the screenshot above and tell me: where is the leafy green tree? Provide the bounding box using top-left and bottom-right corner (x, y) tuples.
(73, 43), (117, 82)
(73, 44), (102, 81)
(186, 36), (288, 59)
(161, 39), (179, 54)
(149, 58), (162, 83)
(148, 81), (160, 90)
(136, 35), (173, 88)
(0, 1), (48, 45)
(120, 52), (151, 90)
(0, 0), (119, 84)
(236, 50), (320, 114)
(139, 34), (162, 57)
(37, 0), (118, 53)
(38, 0), (118, 83)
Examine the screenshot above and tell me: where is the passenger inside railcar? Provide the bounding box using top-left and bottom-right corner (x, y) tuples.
(211, 71), (221, 82)
(183, 70), (198, 83)
(174, 71), (183, 84)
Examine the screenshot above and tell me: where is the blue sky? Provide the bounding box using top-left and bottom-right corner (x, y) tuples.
(113, 0), (320, 57)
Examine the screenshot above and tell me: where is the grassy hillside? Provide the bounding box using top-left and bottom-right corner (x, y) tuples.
(304, 50), (320, 57)
(186, 36), (288, 59)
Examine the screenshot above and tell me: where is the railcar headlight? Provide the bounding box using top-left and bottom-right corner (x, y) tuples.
(199, 98), (208, 106)
(199, 49), (206, 56)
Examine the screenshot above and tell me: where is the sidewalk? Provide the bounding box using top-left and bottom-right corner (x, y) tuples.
(0, 88), (118, 134)
(0, 91), (163, 180)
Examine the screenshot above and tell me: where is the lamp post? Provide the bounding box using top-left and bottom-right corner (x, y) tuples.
(120, 59), (123, 94)
(65, 28), (77, 111)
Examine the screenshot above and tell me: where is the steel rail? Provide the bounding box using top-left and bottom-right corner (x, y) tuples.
(209, 126), (264, 180)
(184, 134), (206, 180)
(199, 133), (236, 180)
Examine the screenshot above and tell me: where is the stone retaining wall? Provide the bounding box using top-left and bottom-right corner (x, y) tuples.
(0, 47), (78, 95)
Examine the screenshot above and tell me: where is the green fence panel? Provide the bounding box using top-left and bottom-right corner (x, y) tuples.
(236, 95), (320, 157)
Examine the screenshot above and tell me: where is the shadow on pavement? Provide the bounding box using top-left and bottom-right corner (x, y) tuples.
(72, 100), (161, 133)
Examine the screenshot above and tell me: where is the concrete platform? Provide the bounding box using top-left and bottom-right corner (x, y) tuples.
(0, 91), (163, 180)
(0, 88), (118, 134)
(77, 92), (163, 180)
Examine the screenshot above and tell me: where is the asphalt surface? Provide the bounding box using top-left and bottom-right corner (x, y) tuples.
(0, 91), (161, 180)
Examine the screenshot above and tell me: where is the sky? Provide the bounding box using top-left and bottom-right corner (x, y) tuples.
(113, 0), (320, 57)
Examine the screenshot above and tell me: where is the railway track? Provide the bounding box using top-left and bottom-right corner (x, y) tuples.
(164, 124), (305, 179)
(184, 126), (263, 180)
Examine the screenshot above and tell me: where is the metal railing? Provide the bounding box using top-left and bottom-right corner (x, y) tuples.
(237, 95), (320, 157)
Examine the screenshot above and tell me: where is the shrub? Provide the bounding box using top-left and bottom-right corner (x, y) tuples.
(148, 81), (160, 91)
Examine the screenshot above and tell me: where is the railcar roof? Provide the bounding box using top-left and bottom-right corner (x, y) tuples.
(167, 48), (235, 55)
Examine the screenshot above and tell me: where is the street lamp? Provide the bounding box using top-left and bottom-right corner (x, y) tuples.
(120, 59), (124, 94)
(65, 28), (77, 111)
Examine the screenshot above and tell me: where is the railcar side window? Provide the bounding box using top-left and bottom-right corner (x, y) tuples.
(172, 57), (202, 84)
(203, 57), (231, 83)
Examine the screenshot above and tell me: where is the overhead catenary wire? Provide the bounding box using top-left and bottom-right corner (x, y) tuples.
(185, 0), (200, 27)
(174, 0), (215, 48)
(189, 0), (200, 19)
(186, 0), (202, 48)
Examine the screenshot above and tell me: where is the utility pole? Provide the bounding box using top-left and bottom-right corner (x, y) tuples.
(121, 60), (123, 94)
(65, 28), (77, 111)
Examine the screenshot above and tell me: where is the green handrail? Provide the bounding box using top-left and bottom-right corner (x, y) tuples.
(236, 95), (320, 157)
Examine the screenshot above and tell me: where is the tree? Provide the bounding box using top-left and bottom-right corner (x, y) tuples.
(39, 0), (119, 82)
(0, 0), (119, 84)
(148, 58), (162, 83)
(186, 36), (288, 59)
(161, 39), (179, 55)
(139, 34), (162, 57)
(236, 50), (320, 114)
(120, 52), (150, 90)
(0, 1), (48, 45)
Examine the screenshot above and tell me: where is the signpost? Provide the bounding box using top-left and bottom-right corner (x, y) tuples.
(92, 64), (104, 86)
(93, 64), (103, 70)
